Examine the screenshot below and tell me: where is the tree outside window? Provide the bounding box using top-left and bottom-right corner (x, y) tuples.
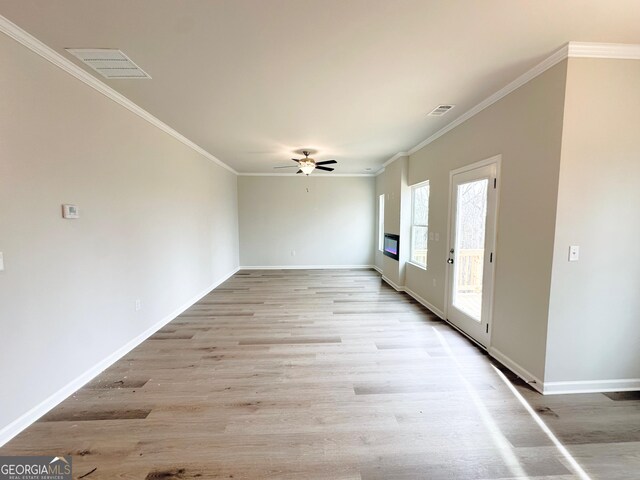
(410, 182), (429, 268)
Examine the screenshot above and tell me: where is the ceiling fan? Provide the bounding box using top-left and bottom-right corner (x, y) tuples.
(274, 151), (337, 175)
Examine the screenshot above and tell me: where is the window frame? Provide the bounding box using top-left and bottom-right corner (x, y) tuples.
(378, 194), (385, 251)
(409, 180), (430, 269)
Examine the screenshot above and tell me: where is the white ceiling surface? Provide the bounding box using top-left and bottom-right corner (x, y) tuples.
(2, 1), (640, 174)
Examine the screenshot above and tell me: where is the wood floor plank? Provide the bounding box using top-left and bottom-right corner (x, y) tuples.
(604, 391), (640, 401)
(238, 336), (342, 345)
(1, 269), (636, 479)
(39, 408), (151, 422)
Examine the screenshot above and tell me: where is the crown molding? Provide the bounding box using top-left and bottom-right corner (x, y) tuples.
(568, 41), (640, 59)
(3, 20), (638, 178)
(405, 43), (570, 157)
(238, 172), (375, 177)
(381, 41), (640, 171)
(0, 15), (238, 175)
(375, 151), (408, 174)
(383, 151), (409, 167)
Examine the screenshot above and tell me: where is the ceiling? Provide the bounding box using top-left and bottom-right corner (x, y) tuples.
(2, 1), (640, 174)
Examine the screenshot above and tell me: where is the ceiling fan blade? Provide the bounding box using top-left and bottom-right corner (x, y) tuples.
(296, 169), (303, 174)
(291, 158), (301, 163)
(315, 160), (337, 166)
(273, 165), (298, 169)
(315, 166), (334, 172)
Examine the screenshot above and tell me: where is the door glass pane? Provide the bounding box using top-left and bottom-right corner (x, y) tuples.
(453, 179), (488, 321)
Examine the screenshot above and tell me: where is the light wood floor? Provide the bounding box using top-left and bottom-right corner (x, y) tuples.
(2, 269), (639, 479)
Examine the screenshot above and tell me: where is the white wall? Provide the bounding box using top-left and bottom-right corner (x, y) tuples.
(376, 157), (411, 288)
(378, 55), (640, 393)
(382, 61), (569, 382)
(545, 58), (640, 388)
(0, 33), (239, 435)
(374, 175), (385, 270)
(238, 176), (375, 267)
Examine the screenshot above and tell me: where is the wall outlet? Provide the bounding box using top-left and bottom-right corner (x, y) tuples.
(0, 252), (4, 271)
(135, 299), (142, 311)
(435, 232), (440, 242)
(432, 278), (437, 287)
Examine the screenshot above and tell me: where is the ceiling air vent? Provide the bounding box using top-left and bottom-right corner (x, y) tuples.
(65, 49), (151, 79)
(428, 104), (455, 116)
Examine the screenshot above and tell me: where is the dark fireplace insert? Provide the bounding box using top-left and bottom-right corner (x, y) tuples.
(383, 233), (399, 261)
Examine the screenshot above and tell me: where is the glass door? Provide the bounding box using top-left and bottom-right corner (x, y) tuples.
(446, 161), (498, 346)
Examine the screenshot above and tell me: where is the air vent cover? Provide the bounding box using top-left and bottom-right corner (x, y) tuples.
(428, 104), (455, 116)
(65, 49), (151, 79)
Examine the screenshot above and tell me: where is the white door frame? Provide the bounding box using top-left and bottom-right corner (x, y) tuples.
(443, 154), (501, 348)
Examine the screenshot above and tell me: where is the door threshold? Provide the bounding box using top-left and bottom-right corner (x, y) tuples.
(442, 318), (488, 351)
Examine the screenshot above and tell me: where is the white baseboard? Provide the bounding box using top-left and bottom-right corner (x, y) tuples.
(0, 266), (240, 448)
(273, 262), (638, 396)
(404, 287), (445, 319)
(489, 347), (640, 395)
(381, 275), (405, 292)
(542, 378), (640, 395)
(380, 276), (445, 319)
(240, 265), (375, 270)
(488, 346), (544, 394)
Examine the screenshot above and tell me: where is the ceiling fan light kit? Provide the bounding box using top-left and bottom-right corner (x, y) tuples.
(299, 159), (316, 175)
(274, 150), (338, 175)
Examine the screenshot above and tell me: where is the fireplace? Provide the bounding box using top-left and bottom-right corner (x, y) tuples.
(383, 233), (400, 261)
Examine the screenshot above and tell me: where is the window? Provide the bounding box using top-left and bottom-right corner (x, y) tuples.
(410, 181), (430, 268)
(378, 194), (385, 251)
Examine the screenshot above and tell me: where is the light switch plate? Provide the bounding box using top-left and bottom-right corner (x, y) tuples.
(62, 204), (79, 219)
(569, 245), (580, 262)
(0, 252), (4, 271)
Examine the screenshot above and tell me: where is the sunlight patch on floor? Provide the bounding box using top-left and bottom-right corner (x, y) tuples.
(491, 365), (592, 480)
